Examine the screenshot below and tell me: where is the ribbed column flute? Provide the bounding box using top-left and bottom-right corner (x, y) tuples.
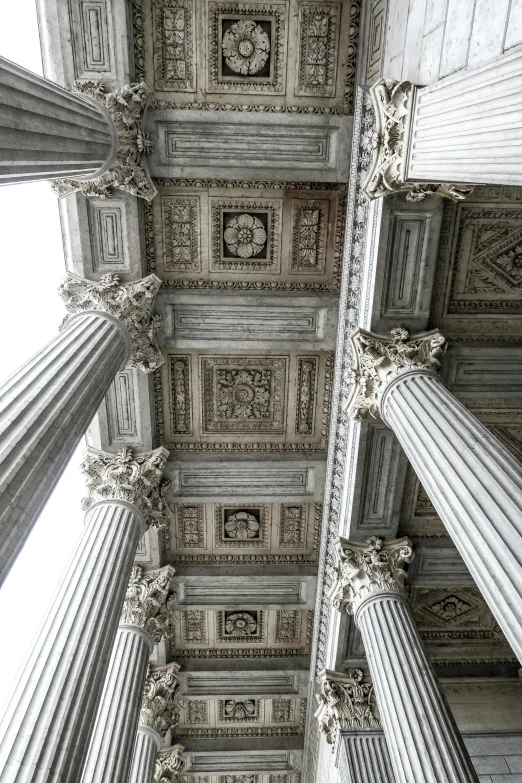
(331, 537), (478, 783)
(82, 571), (176, 783)
(0, 447), (169, 783)
(347, 326), (522, 664)
(0, 55), (116, 183)
(0, 272), (162, 588)
(315, 669), (395, 783)
(128, 664), (181, 783)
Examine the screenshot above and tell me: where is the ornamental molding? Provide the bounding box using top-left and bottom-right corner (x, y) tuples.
(363, 79), (473, 203)
(140, 663), (181, 736)
(330, 536), (414, 616)
(81, 446), (171, 527)
(58, 273), (163, 372)
(154, 745), (185, 783)
(51, 81), (157, 201)
(315, 668), (380, 746)
(120, 564), (175, 642)
(344, 327), (446, 422)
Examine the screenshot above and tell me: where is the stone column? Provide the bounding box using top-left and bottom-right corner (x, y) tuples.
(0, 447), (170, 783)
(346, 326), (522, 664)
(0, 56), (156, 198)
(331, 537), (478, 783)
(153, 745), (185, 783)
(315, 669), (395, 783)
(81, 573), (177, 783)
(128, 664), (181, 783)
(0, 272), (162, 588)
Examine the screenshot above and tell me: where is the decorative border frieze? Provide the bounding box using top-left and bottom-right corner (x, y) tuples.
(152, 0), (196, 92)
(296, 3), (340, 98)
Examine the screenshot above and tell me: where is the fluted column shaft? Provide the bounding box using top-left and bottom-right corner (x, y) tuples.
(356, 592), (478, 783)
(382, 370), (522, 663)
(128, 727), (162, 783)
(0, 500), (144, 783)
(0, 55), (116, 184)
(340, 731), (395, 783)
(0, 311), (129, 588)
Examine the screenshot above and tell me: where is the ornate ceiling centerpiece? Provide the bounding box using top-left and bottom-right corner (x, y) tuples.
(222, 19), (271, 75)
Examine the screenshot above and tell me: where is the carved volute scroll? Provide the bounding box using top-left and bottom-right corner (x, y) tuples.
(330, 536), (414, 616)
(120, 564), (175, 642)
(344, 327), (446, 422)
(315, 668), (381, 746)
(154, 744), (185, 783)
(139, 663), (181, 736)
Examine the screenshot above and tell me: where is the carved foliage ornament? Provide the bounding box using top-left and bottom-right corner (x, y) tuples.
(222, 19), (270, 75)
(315, 669), (380, 746)
(154, 745), (185, 783)
(51, 81), (157, 201)
(58, 273), (163, 373)
(330, 536), (414, 616)
(363, 79), (473, 203)
(81, 446), (171, 527)
(140, 664), (181, 735)
(120, 564), (175, 642)
(344, 327), (446, 422)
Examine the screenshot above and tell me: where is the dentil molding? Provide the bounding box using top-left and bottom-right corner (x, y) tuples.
(315, 668), (380, 746)
(120, 564), (175, 643)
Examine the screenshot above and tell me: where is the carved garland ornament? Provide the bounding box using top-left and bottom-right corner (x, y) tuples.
(58, 272), (163, 372)
(344, 327), (446, 422)
(120, 564), (175, 642)
(80, 445), (171, 527)
(51, 81), (157, 201)
(330, 536), (414, 616)
(363, 79), (474, 203)
(154, 745), (185, 783)
(315, 669), (380, 746)
(140, 663), (181, 736)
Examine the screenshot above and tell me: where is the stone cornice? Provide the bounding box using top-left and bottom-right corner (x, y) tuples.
(330, 536), (414, 616)
(139, 662), (181, 736)
(80, 446), (170, 527)
(51, 81), (157, 201)
(120, 564), (175, 642)
(315, 668), (380, 746)
(58, 273), (163, 373)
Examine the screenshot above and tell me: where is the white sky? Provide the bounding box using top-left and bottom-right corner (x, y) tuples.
(0, 4), (84, 711)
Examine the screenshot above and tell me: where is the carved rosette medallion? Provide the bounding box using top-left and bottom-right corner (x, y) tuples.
(222, 19), (270, 75)
(51, 81), (157, 201)
(344, 327), (446, 422)
(140, 663), (181, 736)
(330, 536), (414, 616)
(80, 446), (170, 527)
(120, 564), (175, 642)
(363, 79), (474, 202)
(315, 669), (380, 746)
(154, 745), (185, 783)
(58, 273), (163, 372)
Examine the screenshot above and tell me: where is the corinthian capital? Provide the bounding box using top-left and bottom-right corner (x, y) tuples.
(120, 564), (175, 642)
(330, 536), (413, 616)
(315, 669), (380, 746)
(81, 446), (170, 526)
(154, 745), (185, 783)
(363, 78), (473, 202)
(140, 663), (181, 736)
(51, 80), (157, 201)
(345, 327), (446, 422)
(58, 273), (163, 372)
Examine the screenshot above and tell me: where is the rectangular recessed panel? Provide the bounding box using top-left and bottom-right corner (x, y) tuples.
(177, 467), (313, 496)
(185, 673), (298, 696)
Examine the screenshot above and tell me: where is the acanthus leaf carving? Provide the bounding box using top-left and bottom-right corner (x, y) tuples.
(120, 564), (175, 642)
(51, 81), (157, 201)
(314, 668), (380, 746)
(154, 744), (185, 783)
(363, 79), (474, 203)
(58, 272), (163, 372)
(140, 663), (181, 735)
(330, 536), (414, 616)
(80, 446), (171, 528)
(345, 327), (446, 422)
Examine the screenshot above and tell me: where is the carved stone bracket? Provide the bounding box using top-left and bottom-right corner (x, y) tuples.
(58, 273), (163, 372)
(140, 662), (181, 736)
(330, 536), (414, 616)
(363, 79), (474, 202)
(154, 744), (185, 783)
(80, 446), (171, 527)
(120, 564), (175, 642)
(344, 327), (446, 422)
(51, 81), (157, 201)
(315, 668), (380, 746)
